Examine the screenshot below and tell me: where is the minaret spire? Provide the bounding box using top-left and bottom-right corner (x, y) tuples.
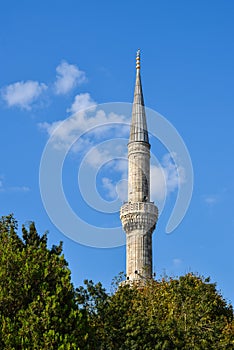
(129, 49), (149, 144)
(120, 51), (158, 283)
(136, 49), (140, 69)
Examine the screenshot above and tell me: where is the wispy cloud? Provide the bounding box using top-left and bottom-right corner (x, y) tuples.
(54, 61), (86, 95)
(99, 153), (185, 204)
(39, 97), (130, 202)
(67, 93), (96, 114)
(102, 177), (128, 202)
(39, 67), (186, 206)
(203, 194), (219, 206)
(39, 94), (128, 152)
(172, 258), (182, 268)
(40, 98), (185, 205)
(1, 60), (86, 110)
(1, 81), (47, 110)
(151, 153), (186, 203)
(39, 93), (97, 145)
(10, 186), (30, 192)
(102, 177), (118, 199)
(0, 177), (30, 193)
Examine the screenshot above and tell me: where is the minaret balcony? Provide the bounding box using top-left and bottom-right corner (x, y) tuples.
(120, 201), (158, 233)
(120, 201), (158, 216)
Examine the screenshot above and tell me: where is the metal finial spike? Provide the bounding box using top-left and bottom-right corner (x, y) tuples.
(136, 49), (140, 70)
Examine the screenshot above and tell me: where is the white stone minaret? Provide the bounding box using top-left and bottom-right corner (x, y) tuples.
(120, 50), (158, 282)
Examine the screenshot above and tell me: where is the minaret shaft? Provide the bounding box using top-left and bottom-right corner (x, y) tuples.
(128, 141), (150, 203)
(120, 51), (158, 283)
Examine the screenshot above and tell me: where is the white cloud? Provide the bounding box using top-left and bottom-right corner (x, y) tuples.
(1, 60), (86, 109)
(116, 179), (128, 201)
(203, 195), (218, 206)
(100, 153), (185, 205)
(173, 258), (182, 267)
(54, 61), (86, 95)
(102, 178), (128, 202)
(67, 93), (96, 114)
(110, 159), (129, 202)
(85, 147), (111, 168)
(0, 177), (30, 193)
(151, 153), (186, 202)
(85, 145), (127, 170)
(10, 186), (30, 192)
(39, 93), (128, 151)
(150, 165), (167, 201)
(40, 96), (185, 205)
(1, 80), (47, 110)
(39, 88), (185, 206)
(102, 177), (118, 199)
(112, 158), (128, 174)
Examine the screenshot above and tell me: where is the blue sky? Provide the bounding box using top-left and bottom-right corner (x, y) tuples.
(0, 0), (234, 304)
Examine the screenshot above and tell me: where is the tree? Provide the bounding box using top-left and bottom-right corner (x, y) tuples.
(0, 214), (88, 349)
(1, 214), (233, 349)
(79, 274), (234, 349)
(76, 279), (109, 349)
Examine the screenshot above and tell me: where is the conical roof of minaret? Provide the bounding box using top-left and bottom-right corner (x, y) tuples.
(129, 50), (149, 144)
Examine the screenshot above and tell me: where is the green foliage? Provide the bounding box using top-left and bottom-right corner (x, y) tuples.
(0, 214), (88, 349)
(76, 279), (109, 349)
(1, 215), (233, 349)
(80, 274), (234, 349)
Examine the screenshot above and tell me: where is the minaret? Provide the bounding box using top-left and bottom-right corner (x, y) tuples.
(120, 50), (158, 282)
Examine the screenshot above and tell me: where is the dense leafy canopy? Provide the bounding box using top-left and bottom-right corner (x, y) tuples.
(0, 214), (88, 349)
(78, 276), (234, 349)
(0, 215), (233, 349)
